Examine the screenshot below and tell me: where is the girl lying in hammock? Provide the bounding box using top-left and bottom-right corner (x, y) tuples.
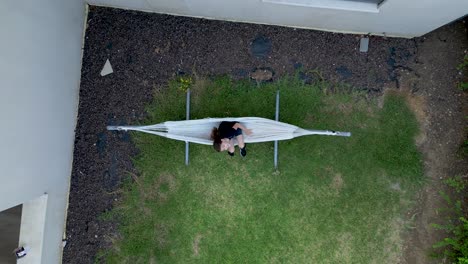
(211, 121), (252, 157)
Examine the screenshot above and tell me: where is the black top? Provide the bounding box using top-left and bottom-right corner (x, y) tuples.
(218, 121), (239, 139)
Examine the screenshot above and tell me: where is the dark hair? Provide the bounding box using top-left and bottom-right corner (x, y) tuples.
(211, 127), (221, 152)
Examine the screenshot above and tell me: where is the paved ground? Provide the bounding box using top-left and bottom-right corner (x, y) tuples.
(63, 6), (467, 263)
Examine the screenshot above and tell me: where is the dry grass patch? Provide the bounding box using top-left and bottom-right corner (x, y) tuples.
(331, 173), (344, 192)
(335, 232), (353, 263)
(192, 234), (203, 256)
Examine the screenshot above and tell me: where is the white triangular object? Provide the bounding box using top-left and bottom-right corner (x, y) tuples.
(100, 59), (113, 76)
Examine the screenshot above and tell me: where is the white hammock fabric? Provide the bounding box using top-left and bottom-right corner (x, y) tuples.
(107, 117), (351, 145)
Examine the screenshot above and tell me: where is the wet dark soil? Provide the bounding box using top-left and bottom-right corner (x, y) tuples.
(63, 6), (467, 263)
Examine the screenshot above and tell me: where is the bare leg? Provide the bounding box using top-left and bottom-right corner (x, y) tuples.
(236, 135), (247, 157)
(236, 134), (245, 149)
(228, 139), (235, 153)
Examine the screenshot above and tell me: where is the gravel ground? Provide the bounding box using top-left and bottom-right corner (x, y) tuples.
(63, 6), (467, 263)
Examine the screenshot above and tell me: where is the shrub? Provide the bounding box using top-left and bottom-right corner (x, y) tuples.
(432, 176), (468, 263)
(457, 55), (468, 91)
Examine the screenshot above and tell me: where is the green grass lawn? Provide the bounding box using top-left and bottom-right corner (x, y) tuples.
(100, 75), (424, 263)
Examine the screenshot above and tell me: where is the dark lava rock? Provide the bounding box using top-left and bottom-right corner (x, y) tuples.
(336, 66), (352, 79)
(250, 35), (272, 59)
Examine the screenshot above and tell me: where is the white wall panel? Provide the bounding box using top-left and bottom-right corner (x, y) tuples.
(0, 0), (85, 263)
(85, 0), (468, 37)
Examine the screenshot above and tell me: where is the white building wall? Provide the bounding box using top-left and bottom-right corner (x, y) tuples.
(87, 0), (468, 37)
(0, 0), (85, 263)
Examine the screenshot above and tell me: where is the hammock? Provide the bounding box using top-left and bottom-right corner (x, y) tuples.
(107, 117), (351, 145)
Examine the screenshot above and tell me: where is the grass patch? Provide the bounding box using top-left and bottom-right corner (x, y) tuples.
(100, 75), (424, 263)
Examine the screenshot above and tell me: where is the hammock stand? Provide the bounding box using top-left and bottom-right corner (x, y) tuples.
(107, 89), (351, 169)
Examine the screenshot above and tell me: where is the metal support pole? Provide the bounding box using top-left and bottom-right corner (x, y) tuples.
(185, 89), (190, 165)
(274, 90), (280, 170)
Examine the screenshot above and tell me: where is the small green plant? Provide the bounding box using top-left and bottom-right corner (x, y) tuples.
(457, 55), (468, 91)
(444, 176), (467, 194)
(432, 217), (468, 264)
(177, 76), (192, 92)
(461, 139), (468, 158)
(456, 55), (468, 71)
(432, 176), (468, 263)
(459, 82), (468, 91)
